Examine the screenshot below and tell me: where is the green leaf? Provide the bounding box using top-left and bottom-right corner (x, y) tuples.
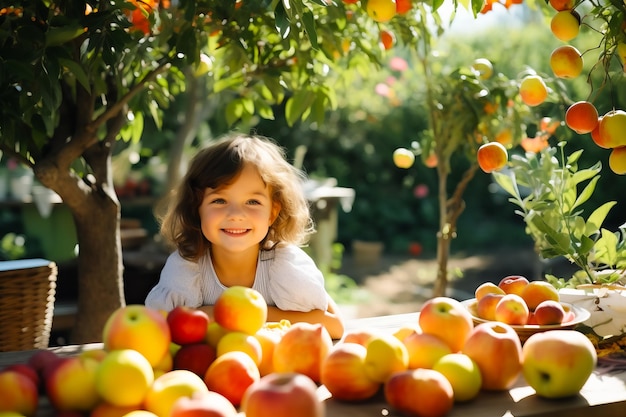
(275, 2), (291, 39)
(285, 90), (316, 126)
(571, 175), (600, 211)
(301, 10), (318, 49)
(226, 99), (244, 126)
(492, 171), (520, 199)
(593, 228), (619, 266)
(130, 112), (144, 144)
(58, 58), (90, 92)
(585, 201), (616, 236)
(566, 149), (583, 165)
(45, 24), (85, 47)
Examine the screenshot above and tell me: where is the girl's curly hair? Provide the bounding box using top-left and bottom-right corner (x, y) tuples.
(158, 133), (314, 261)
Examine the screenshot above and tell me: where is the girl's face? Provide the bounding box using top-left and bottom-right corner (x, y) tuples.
(199, 164), (281, 254)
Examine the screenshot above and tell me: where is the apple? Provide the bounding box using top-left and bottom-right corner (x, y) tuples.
(167, 306), (210, 346)
(418, 296), (474, 352)
(216, 331), (263, 366)
(253, 327), (283, 376)
(341, 328), (378, 346)
(498, 275), (529, 295)
(462, 321), (523, 391)
(2, 364), (40, 390)
(474, 282), (505, 301)
(204, 351), (260, 407)
(103, 304), (171, 367)
(520, 281), (559, 311)
(272, 322), (333, 384)
(173, 343), (217, 378)
(90, 402), (142, 417)
(519, 75), (548, 107)
(550, 45), (583, 79)
(363, 333), (409, 383)
(476, 292), (505, 321)
(144, 369), (210, 417)
(432, 353), (482, 402)
(402, 332), (452, 370)
(95, 348), (155, 407)
(392, 324), (421, 343)
(550, 10), (580, 41)
(320, 343), (381, 401)
(171, 390), (239, 417)
(242, 372), (324, 417)
(598, 110), (626, 149)
(495, 293), (530, 325)
(533, 300), (566, 325)
(0, 370), (39, 416)
(477, 142), (508, 174)
(45, 356), (101, 412)
(27, 349), (62, 392)
(205, 322), (229, 348)
(213, 286), (268, 335)
(385, 368), (454, 417)
(522, 330), (597, 398)
(366, 0), (396, 23)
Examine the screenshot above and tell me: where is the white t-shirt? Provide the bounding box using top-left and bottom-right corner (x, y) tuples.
(144, 244), (329, 313)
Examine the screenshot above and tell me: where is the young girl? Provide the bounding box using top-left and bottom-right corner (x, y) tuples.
(145, 133), (345, 339)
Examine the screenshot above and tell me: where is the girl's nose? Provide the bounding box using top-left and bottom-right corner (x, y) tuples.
(226, 204), (245, 219)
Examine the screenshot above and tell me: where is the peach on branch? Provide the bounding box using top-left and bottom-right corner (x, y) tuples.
(550, 45), (583, 79)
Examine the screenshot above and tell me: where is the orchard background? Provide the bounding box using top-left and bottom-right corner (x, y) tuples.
(1, 0), (625, 343)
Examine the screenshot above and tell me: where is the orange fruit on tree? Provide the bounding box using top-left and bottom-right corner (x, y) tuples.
(549, 0), (575, 10)
(550, 45), (583, 79)
(380, 30), (395, 50)
(550, 10), (580, 41)
(519, 75), (548, 107)
(396, 0), (413, 14)
(477, 142), (508, 173)
(590, 116), (604, 147)
(608, 146), (626, 175)
(598, 109), (626, 148)
(366, 0), (397, 22)
(565, 101), (599, 134)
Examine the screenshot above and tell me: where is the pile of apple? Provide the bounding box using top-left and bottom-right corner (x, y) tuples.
(0, 285), (598, 417)
(474, 275), (575, 326)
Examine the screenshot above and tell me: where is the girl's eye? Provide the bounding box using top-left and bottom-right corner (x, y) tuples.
(247, 199), (261, 205)
(210, 198), (226, 204)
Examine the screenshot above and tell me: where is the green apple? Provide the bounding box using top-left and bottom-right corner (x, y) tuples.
(522, 330), (597, 398)
(433, 353), (482, 402)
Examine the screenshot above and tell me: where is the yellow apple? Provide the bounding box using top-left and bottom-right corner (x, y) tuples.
(213, 286), (268, 335)
(402, 332), (452, 370)
(95, 348), (154, 407)
(522, 330), (597, 398)
(471, 58), (493, 80)
(144, 369), (209, 417)
(519, 75), (549, 107)
(474, 282), (505, 301)
(550, 10), (580, 41)
(216, 331), (263, 366)
(102, 305), (171, 368)
(366, 0), (396, 23)
(363, 333), (409, 383)
(609, 146), (626, 175)
(432, 353), (482, 402)
(320, 343), (381, 401)
(599, 110), (626, 149)
(550, 45), (583, 79)
(45, 356), (101, 412)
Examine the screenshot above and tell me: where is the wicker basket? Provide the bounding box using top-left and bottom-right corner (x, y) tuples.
(0, 259), (58, 352)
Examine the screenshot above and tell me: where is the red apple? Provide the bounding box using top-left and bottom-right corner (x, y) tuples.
(384, 368), (454, 417)
(171, 390), (239, 417)
(167, 306), (210, 345)
(173, 343), (217, 378)
(242, 372), (324, 417)
(320, 343), (381, 401)
(533, 300), (566, 325)
(204, 351), (260, 407)
(0, 369), (39, 416)
(462, 321), (523, 391)
(273, 322), (333, 383)
(495, 293), (530, 325)
(27, 349), (62, 392)
(498, 275), (529, 295)
(418, 297), (474, 352)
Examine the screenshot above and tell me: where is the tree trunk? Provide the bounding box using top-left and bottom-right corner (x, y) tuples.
(70, 193), (124, 344)
(433, 165), (450, 298)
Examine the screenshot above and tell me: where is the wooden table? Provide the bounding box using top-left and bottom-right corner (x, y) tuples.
(2, 312), (625, 417)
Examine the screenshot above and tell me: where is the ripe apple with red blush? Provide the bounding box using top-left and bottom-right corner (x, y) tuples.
(242, 372), (324, 417)
(498, 275), (529, 295)
(167, 306), (211, 345)
(171, 390), (239, 417)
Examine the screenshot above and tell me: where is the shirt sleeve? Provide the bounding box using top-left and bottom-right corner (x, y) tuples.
(267, 245), (329, 312)
(144, 251), (203, 312)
